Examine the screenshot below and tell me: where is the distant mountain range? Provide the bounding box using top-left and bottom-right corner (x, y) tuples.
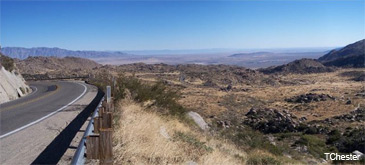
(1, 39), (363, 69)
(0, 47), (129, 59)
(258, 39), (365, 74)
(318, 39), (364, 68)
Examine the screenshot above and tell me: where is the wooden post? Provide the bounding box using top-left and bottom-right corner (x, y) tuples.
(104, 103), (110, 113)
(99, 128), (113, 165)
(99, 107), (105, 117)
(110, 102), (114, 112)
(102, 100), (107, 109)
(93, 117), (100, 134)
(101, 112), (112, 129)
(86, 135), (100, 159)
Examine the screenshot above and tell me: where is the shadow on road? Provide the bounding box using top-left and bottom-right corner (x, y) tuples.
(31, 89), (104, 164)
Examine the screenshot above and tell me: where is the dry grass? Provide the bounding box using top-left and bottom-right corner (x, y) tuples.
(177, 68), (364, 121)
(113, 98), (246, 164)
(112, 68), (364, 164)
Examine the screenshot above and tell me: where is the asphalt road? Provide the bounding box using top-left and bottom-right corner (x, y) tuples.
(0, 81), (88, 137)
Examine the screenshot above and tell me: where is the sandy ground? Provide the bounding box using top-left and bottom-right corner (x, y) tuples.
(0, 82), (97, 165)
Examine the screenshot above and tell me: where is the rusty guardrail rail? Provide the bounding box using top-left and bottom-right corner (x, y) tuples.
(71, 96), (104, 165)
(72, 85), (114, 165)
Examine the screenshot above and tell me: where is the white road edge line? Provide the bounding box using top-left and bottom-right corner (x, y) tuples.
(0, 82), (88, 139)
(27, 86), (38, 97)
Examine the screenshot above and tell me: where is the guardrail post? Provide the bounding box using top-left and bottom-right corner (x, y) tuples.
(106, 86), (111, 103)
(86, 135), (100, 159)
(99, 107), (105, 117)
(93, 117), (100, 134)
(99, 128), (113, 165)
(101, 112), (112, 129)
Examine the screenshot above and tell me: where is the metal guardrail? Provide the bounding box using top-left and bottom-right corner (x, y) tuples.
(71, 97), (104, 165)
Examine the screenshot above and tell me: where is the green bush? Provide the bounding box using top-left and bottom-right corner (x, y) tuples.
(115, 76), (187, 116)
(327, 128), (365, 153)
(88, 73), (187, 117)
(295, 134), (337, 159)
(223, 127), (284, 156)
(0, 54), (15, 71)
(327, 129), (341, 145)
(246, 155), (282, 165)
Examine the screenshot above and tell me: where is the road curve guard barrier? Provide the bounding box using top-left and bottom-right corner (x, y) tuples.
(71, 96), (115, 165)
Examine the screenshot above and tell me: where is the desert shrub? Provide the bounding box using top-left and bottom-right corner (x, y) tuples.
(327, 128), (365, 153)
(19, 87), (25, 94)
(339, 71), (364, 77)
(295, 134), (337, 159)
(275, 132), (303, 141)
(223, 127), (284, 156)
(326, 129), (342, 145)
(0, 54), (15, 71)
(246, 155), (281, 165)
(173, 131), (213, 153)
(115, 76), (187, 116)
(86, 71), (114, 92)
(88, 73), (187, 117)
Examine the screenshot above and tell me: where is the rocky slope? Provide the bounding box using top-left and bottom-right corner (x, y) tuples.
(258, 58), (335, 74)
(0, 53), (30, 104)
(16, 56), (101, 79)
(318, 39), (365, 68)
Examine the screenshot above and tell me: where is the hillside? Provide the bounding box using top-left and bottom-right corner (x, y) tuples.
(116, 63), (279, 86)
(258, 58), (335, 74)
(1, 47), (128, 59)
(0, 53), (30, 103)
(16, 56), (101, 79)
(92, 64), (365, 164)
(318, 39), (365, 67)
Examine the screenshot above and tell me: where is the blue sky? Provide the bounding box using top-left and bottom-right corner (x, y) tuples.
(1, 0), (364, 51)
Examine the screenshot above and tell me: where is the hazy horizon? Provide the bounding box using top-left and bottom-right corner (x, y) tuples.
(2, 45), (339, 55)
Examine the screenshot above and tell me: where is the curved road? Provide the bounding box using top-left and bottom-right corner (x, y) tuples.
(0, 81), (87, 137)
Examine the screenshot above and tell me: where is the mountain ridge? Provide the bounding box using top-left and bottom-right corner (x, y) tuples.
(258, 58), (335, 74)
(318, 39), (365, 68)
(1, 47), (129, 59)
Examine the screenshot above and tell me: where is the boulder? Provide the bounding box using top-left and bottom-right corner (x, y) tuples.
(187, 111), (209, 131)
(352, 150), (364, 159)
(244, 108), (300, 133)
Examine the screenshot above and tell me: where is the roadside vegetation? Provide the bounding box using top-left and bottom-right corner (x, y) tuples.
(90, 74), (307, 164)
(0, 53), (15, 71)
(113, 95), (246, 164)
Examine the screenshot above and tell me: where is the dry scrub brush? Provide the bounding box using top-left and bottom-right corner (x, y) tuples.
(113, 98), (246, 164)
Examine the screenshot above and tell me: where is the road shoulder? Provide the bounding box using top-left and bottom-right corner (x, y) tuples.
(0, 82), (98, 164)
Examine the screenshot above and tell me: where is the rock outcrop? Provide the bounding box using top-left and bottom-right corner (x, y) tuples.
(244, 108), (299, 133)
(285, 93), (335, 103)
(0, 54), (30, 104)
(320, 107), (365, 124)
